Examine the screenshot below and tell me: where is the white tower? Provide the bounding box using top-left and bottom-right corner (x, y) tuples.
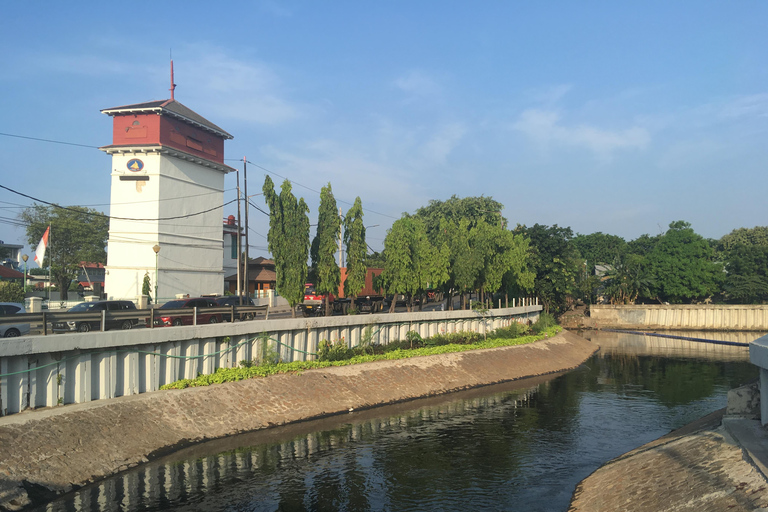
(99, 81), (234, 302)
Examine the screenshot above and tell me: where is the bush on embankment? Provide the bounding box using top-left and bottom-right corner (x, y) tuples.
(161, 318), (561, 390)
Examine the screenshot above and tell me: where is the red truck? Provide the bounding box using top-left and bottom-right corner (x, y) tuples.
(299, 268), (384, 316)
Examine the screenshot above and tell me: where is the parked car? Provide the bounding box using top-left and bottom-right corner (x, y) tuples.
(53, 300), (139, 333)
(150, 297), (223, 327)
(0, 302), (30, 337)
(214, 295), (257, 322)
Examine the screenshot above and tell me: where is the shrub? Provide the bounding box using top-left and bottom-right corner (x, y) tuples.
(531, 312), (558, 334)
(405, 330), (423, 349)
(489, 322), (530, 339)
(0, 282), (24, 303)
(317, 338), (351, 362)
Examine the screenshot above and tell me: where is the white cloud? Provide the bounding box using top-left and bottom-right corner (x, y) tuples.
(184, 50), (300, 125)
(393, 70), (441, 97)
(527, 84), (573, 105)
(719, 93), (768, 119)
(513, 109), (650, 159)
(421, 122), (466, 163)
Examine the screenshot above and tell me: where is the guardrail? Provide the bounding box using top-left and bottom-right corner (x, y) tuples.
(0, 305), (270, 335)
(0, 305), (542, 416)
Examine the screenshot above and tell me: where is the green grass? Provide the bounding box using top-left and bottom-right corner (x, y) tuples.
(160, 325), (562, 390)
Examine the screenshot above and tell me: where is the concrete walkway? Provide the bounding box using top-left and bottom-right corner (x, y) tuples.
(569, 410), (768, 511)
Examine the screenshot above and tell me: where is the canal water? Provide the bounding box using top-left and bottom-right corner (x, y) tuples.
(39, 331), (762, 512)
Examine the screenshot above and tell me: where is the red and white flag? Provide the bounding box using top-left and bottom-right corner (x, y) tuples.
(33, 226), (50, 268)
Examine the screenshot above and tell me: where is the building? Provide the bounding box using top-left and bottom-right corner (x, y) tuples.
(99, 86), (235, 301)
(0, 241), (24, 271)
(224, 257), (276, 296)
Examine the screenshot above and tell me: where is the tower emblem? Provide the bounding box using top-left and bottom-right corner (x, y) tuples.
(126, 159), (144, 172)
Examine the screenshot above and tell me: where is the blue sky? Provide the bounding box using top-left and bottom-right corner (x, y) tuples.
(1, 1), (766, 258)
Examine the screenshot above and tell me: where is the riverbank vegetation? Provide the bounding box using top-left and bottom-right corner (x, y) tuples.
(159, 317), (560, 390)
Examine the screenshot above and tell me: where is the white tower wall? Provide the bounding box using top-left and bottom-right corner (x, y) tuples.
(105, 150), (226, 302)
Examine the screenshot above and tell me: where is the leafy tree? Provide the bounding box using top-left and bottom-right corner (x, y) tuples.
(722, 244), (768, 303)
(366, 251), (386, 268)
(514, 224), (580, 315)
(602, 253), (654, 304)
(437, 217), (483, 309)
(343, 197), (367, 302)
(469, 219), (534, 308)
(20, 204), (108, 300)
(626, 233), (661, 257)
(417, 197), (516, 309)
(0, 282), (24, 303)
(416, 195), (505, 242)
(142, 272), (152, 303)
(572, 232), (626, 269)
(311, 183), (341, 315)
(263, 176), (311, 317)
(645, 221), (723, 303)
(380, 216), (449, 312)
(717, 226), (768, 254)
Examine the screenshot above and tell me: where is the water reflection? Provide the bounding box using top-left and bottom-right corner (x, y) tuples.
(39, 336), (758, 512)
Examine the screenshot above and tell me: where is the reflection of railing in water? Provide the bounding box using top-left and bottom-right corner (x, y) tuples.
(44, 386), (540, 511)
(585, 330), (759, 361)
(602, 329), (751, 347)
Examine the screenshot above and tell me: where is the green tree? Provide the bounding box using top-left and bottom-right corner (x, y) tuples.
(416, 197), (507, 310)
(572, 232), (627, 269)
(0, 282), (24, 303)
(311, 183), (341, 315)
(343, 197), (367, 302)
(717, 226), (768, 254)
(646, 221), (723, 303)
(263, 176), (311, 317)
(470, 219), (534, 308)
(603, 253), (654, 304)
(20, 204), (108, 300)
(722, 244), (768, 303)
(366, 250), (386, 268)
(142, 272), (152, 303)
(380, 216), (449, 312)
(514, 224), (580, 315)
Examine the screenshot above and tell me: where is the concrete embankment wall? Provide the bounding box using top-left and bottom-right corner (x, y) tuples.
(0, 305), (541, 417)
(589, 304), (768, 331)
(0, 331), (596, 511)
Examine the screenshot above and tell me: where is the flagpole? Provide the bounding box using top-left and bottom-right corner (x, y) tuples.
(48, 225), (51, 302)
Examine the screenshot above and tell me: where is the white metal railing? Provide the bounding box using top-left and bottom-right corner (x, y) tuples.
(0, 305), (541, 416)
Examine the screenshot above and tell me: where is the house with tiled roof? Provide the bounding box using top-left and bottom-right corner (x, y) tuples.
(224, 257), (276, 296)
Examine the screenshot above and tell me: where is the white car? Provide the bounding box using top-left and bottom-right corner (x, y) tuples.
(0, 302), (30, 337)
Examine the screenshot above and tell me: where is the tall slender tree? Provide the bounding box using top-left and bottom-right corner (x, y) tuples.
(263, 176), (310, 317)
(311, 183), (341, 315)
(343, 197), (367, 302)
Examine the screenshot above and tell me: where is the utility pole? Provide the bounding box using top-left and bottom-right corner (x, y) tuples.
(338, 207), (344, 268)
(243, 157), (250, 300)
(236, 168), (242, 303)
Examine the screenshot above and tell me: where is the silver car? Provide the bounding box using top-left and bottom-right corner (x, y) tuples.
(0, 302), (30, 337)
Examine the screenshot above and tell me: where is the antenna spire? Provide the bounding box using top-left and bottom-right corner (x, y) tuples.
(170, 56), (176, 101)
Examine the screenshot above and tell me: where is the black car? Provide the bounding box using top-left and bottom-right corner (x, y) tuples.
(53, 300), (140, 333)
(214, 296), (257, 322)
(150, 298), (224, 327)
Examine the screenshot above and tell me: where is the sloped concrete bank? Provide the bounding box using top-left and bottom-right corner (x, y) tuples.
(0, 331), (596, 511)
(568, 410), (768, 512)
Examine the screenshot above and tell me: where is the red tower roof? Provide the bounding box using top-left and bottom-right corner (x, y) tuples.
(101, 99), (233, 139)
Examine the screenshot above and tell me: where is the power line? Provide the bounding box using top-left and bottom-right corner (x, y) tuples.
(0, 184), (237, 222)
(1, 130), (399, 221)
(245, 160), (398, 220)
(0, 132), (99, 149)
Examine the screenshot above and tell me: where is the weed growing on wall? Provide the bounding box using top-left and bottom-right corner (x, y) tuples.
(160, 325), (562, 390)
